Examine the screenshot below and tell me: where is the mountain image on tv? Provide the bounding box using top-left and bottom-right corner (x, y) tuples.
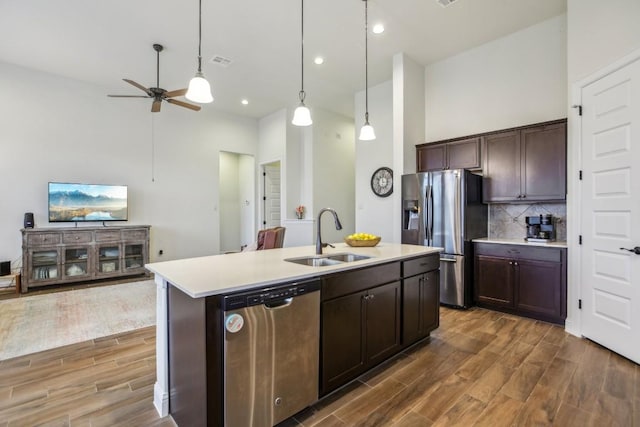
(48, 183), (128, 222)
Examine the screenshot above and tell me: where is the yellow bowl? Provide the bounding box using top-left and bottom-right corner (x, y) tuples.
(344, 236), (381, 247)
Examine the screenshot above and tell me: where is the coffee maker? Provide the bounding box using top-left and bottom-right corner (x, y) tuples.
(525, 214), (555, 242)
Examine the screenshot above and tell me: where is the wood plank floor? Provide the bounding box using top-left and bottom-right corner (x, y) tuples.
(1, 307), (638, 426)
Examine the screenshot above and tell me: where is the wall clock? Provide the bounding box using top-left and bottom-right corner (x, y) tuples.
(371, 167), (393, 197)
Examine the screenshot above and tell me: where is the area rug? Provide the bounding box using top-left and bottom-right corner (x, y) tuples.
(0, 279), (156, 361)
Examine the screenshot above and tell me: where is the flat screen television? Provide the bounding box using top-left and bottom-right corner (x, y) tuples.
(48, 182), (128, 222)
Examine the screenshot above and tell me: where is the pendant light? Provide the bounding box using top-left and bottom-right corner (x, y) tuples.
(186, 0), (214, 103)
(292, 0), (312, 126)
(358, 0), (376, 141)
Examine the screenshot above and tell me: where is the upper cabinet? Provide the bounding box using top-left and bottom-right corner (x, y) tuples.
(417, 137), (481, 172)
(482, 120), (566, 202)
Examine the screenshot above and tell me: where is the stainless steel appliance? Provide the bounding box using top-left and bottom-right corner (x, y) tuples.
(525, 214), (556, 242)
(223, 279), (320, 427)
(402, 169), (487, 308)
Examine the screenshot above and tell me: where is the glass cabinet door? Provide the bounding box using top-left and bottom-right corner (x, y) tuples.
(31, 249), (60, 281)
(98, 245), (121, 274)
(124, 243), (145, 272)
(63, 247), (90, 278)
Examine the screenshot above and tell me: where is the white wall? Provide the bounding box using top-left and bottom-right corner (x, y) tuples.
(355, 80), (395, 242)
(219, 152), (241, 252)
(311, 108), (356, 244)
(424, 14), (568, 141)
(565, 0), (640, 335)
(0, 61), (258, 266)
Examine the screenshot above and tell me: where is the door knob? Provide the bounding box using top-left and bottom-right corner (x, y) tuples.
(620, 247), (640, 255)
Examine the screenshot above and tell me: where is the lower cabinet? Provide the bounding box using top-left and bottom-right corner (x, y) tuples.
(474, 243), (567, 324)
(402, 269), (439, 346)
(321, 280), (401, 395)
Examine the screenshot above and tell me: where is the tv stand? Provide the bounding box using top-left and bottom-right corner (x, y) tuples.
(21, 225), (150, 293)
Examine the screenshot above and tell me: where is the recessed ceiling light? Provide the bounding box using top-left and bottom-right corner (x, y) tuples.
(241, 99), (249, 105)
(372, 23), (385, 34)
(314, 56), (324, 65)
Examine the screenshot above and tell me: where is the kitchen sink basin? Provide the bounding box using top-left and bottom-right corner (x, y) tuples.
(285, 253), (372, 267)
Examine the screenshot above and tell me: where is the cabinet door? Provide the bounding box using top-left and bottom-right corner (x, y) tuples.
(447, 138), (481, 170)
(402, 275), (422, 345)
(417, 144), (446, 172)
(62, 246), (91, 279)
(365, 281), (401, 365)
(516, 259), (563, 320)
(96, 244), (121, 276)
(474, 255), (515, 308)
(482, 130), (521, 202)
(124, 242), (146, 273)
(422, 270), (440, 334)
(321, 291), (366, 394)
(403, 271), (439, 346)
(28, 248), (61, 284)
(520, 122), (566, 201)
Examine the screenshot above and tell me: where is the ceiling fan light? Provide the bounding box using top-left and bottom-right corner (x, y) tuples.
(186, 72), (213, 104)
(292, 102), (312, 126)
(359, 122), (376, 141)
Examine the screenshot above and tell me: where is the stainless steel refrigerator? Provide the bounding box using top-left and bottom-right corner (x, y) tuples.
(401, 169), (487, 308)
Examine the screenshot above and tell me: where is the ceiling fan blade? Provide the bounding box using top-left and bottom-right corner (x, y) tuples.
(123, 79), (153, 96)
(164, 88), (188, 98)
(151, 99), (162, 113)
(167, 98), (201, 111)
(107, 95), (151, 98)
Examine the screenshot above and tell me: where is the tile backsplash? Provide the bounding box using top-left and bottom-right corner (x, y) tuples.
(488, 203), (567, 241)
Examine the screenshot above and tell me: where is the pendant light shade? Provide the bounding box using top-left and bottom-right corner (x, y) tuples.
(359, 0), (375, 141)
(186, 0), (213, 104)
(186, 72), (213, 103)
(359, 115), (376, 140)
(292, 0), (312, 126)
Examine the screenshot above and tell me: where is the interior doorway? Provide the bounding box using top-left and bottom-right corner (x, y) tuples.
(262, 161), (282, 229)
(219, 152), (255, 253)
(576, 51), (640, 364)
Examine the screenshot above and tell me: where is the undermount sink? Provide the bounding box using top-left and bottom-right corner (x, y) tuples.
(285, 253), (372, 267)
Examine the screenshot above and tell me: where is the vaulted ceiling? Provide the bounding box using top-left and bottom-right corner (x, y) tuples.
(0, 0), (566, 119)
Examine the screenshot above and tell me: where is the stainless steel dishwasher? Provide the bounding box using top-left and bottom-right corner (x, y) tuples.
(223, 279), (320, 427)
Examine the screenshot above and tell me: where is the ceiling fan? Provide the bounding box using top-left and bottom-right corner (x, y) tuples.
(108, 44), (201, 113)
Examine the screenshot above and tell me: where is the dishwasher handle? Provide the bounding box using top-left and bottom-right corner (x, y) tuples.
(264, 297), (293, 309)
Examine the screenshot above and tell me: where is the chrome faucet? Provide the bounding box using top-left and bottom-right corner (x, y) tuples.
(316, 208), (343, 254)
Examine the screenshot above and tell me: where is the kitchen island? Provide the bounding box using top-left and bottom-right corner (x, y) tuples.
(146, 242), (441, 426)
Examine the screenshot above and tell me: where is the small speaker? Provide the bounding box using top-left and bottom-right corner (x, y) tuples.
(24, 212), (34, 228)
(0, 261), (10, 276)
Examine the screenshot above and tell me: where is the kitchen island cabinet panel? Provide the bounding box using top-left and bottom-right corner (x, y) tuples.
(365, 281), (401, 365)
(402, 270), (439, 346)
(321, 290), (366, 392)
(321, 278), (402, 395)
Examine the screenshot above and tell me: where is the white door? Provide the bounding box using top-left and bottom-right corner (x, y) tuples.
(580, 57), (640, 364)
(263, 162), (281, 228)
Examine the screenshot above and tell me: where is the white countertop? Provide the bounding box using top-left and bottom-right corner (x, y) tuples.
(472, 237), (568, 248)
(146, 243), (442, 298)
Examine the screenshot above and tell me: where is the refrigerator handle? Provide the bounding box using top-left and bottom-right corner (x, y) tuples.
(428, 185), (434, 244)
(425, 185), (433, 243)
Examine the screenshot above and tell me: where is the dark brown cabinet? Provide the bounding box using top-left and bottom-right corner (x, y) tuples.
(417, 137), (480, 172)
(474, 242), (567, 324)
(321, 275), (401, 395)
(482, 120), (566, 202)
(402, 256), (440, 346)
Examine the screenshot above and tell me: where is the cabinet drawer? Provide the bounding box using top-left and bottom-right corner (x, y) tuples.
(475, 243), (562, 263)
(27, 233), (61, 246)
(62, 231), (93, 244)
(95, 230), (121, 242)
(122, 229), (148, 240)
(322, 262), (401, 301)
(403, 255), (439, 277)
